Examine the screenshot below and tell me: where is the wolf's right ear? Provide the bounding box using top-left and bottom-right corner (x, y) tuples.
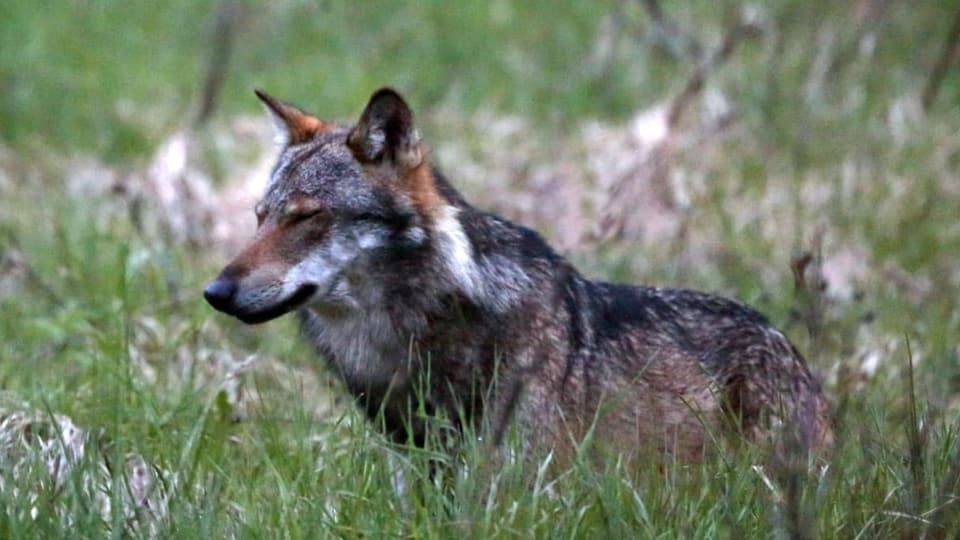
(255, 89), (331, 146)
(347, 88), (423, 170)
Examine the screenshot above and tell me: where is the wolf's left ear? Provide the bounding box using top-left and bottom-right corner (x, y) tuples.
(348, 88), (423, 170)
(255, 89), (331, 145)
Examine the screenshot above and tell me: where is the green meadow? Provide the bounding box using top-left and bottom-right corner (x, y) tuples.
(1, 1), (959, 537)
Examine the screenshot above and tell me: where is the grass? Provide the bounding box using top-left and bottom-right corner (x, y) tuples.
(2, 0), (960, 537)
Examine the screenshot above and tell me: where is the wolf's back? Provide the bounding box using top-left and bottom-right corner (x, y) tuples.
(576, 283), (833, 451)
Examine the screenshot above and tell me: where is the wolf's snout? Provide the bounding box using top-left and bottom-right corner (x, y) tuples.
(203, 277), (238, 312)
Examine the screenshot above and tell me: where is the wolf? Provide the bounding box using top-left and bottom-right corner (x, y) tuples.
(204, 87), (832, 462)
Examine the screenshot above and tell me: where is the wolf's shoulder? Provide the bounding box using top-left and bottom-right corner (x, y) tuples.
(457, 206), (566, 265)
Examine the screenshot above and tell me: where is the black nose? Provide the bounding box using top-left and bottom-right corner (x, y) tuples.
(203, 277), (238, 312)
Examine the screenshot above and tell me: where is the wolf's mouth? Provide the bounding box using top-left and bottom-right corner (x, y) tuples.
(236, 284), (318, 325)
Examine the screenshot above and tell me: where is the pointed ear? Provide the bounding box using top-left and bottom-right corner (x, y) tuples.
(254, 89), (331, 145)
(347, 88), (423, 170)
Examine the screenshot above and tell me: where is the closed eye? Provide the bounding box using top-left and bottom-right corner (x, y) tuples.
(283, 200), (328, 225)
(290, 209), (323, 222)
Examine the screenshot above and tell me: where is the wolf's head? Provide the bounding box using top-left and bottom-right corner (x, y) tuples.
(204, 88), (458, 324)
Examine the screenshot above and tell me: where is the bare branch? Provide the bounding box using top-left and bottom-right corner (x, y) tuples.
(195, 0), (244, 126)
(922, 6), (960, 112)
(667, 18), (761, 128)
(637, 0), (703, 59)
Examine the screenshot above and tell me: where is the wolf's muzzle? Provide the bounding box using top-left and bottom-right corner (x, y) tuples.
(204, 277), (317, 324)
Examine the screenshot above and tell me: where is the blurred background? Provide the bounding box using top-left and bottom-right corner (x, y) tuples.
(1, 0), (959, 536)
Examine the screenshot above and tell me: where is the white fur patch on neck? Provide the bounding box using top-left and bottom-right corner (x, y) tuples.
(434, 205), (480, 296)
(433, 205), (533, 312)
